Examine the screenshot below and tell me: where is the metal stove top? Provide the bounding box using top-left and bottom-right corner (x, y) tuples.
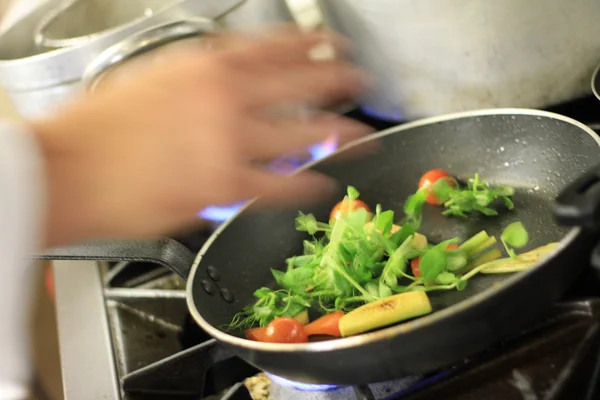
(51, 96), (600, 400)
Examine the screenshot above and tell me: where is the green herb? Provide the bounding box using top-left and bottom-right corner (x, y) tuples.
(436, 173), (515, 218)
(500, 221), (529, 258)
(403, 189), (428, 227)
(229, 288), (311, 329)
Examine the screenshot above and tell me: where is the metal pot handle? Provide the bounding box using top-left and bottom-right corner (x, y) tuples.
(82, 18), (218, 92)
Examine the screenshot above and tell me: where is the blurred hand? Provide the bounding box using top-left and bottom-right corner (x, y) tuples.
(31, 27), (373, 247)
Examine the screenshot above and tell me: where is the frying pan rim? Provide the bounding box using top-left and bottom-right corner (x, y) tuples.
(187, 107), (597, 353)
(592, 62), (600, 101)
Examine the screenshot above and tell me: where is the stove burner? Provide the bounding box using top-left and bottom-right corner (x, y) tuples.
(265, 373), (341, 392)
(199, 135), (339, 223)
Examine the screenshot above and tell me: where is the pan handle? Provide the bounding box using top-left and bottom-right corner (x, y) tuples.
(33, 238), (196, 279)
(553, 164), (600, 230)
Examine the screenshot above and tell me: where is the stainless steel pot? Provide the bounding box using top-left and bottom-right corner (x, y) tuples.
(82, 19), (217, 92)
(33, 0), (181, 48)
(317, 0), (600, 121)
(0, 0), (296, 119)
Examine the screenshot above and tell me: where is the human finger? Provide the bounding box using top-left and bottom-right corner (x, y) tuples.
(235, 60), (370, 109)
(206, 26), (349, 63)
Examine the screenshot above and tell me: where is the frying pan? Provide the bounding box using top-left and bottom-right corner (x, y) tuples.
(39, 108), (600, 385)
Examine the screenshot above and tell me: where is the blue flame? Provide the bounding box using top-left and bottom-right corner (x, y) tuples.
(361, 105), (404, 122)
(266, 373), (340, 392)
(199, 137), (339, 223)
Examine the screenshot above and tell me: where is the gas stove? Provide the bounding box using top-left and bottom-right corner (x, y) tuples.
(51, 96), (600, 400)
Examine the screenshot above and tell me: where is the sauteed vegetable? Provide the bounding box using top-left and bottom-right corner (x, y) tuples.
(229, 171), (558, 343)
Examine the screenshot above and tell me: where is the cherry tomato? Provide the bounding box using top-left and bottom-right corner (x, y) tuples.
(330, 199), (371, 221)
(410, 244), (460, 277)
(304, 311), (344, 337)
(418, 169), (457, 205)
(264, 318), (308, 343)
(410, 258), (422, 278)
(245, 327), (269, 342)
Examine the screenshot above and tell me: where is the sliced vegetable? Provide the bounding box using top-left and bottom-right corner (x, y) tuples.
(264, 317), (308, 343)
(293, 310), (310, 325)
(339, 291), (433, 337)
(410, 258), (422, 278)
(480, 243), (559, 274)
(304, 311), (344, 337)
(245, 327), (268, 342)
(418, 169), (457, 205)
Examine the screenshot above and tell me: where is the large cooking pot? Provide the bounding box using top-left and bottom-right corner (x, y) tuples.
(0, 0), (297, 118)
(317, 0), (600, 121)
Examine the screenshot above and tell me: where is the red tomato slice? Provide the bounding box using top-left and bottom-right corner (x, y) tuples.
(264, 318), (308, 343)
(330, 199), (371, 221)
(245, 327), (269, 342)
(411, 244), (460, 277)
(418, 169), (457, 205)
(304, 311), (344, 337)
(410, 258), (421, 278)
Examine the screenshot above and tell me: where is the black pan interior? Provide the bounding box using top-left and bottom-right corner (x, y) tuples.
(192, 112), (600, 336)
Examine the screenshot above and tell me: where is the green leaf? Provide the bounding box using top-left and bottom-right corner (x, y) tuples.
(345, 207), (371, 231)
(347, 186), (360, 200)
(378, 282), (393, 298)
(253, 287), (273, 299)
(436, 271), (458, 285)
(380, 236), (415, 287)
(390, 223), (416, 247)
(445, 250), (468, 271)
(431, 178), (456, 203)
(419, 246), (446, 282)
(494, 186), (515, 196)
(403, 190), (427, 227)
(365, 282), (379, 298)
(374, 210), (394, 236)
(501, 221), (529, 248)
(271, 270), (287, 287)
(295, 212), (329, 235)
(501, 196), (515, 210)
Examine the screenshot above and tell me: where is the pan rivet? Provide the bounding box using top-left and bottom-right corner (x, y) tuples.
(201, 279), (216, 295)
(207, 266), (221, 282)
(220, 288), (234, 303)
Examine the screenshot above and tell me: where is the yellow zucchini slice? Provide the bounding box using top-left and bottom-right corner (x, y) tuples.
(480, 243), (559, 274)
(292, 310), (310, 325)
(339, 291), (433, 337)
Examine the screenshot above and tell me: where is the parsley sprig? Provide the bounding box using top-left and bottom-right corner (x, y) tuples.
(403, 173), (515, 223)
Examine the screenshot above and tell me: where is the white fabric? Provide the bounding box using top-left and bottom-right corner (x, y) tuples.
(0, 122), (44, 400)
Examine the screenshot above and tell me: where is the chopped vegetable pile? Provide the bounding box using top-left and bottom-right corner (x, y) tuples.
(228, 170), (558, 343)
